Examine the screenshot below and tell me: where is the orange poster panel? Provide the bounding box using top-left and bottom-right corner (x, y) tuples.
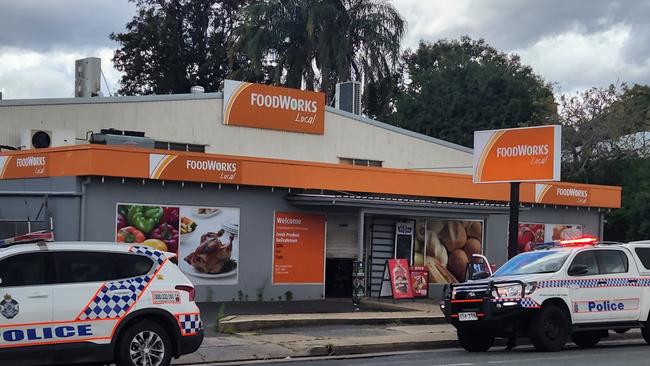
(224, 80), (325, 135)
(473, 125), (561, 183)
(273, 212), (326, 284)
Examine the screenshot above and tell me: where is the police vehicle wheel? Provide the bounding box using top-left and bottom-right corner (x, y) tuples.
(642, 323), (650, 344)
(457, 327), (494, 352)
(116, 320), (172, 366)
(529, 304), (569, 351)
(571, 331), (600, 348)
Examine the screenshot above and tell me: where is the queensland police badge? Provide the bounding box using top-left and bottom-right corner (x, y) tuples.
(0, 294), (19, 319)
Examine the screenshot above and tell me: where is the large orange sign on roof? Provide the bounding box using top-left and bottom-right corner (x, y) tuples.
(473, 125), (562, 183)
(223, 80), (326, 134)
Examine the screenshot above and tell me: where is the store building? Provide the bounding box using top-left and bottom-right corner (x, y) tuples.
(0, 81), (621, 301)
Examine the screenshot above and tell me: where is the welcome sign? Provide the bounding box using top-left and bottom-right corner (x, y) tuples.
(223, 80), (326, 134)
(473, 125), (562, 183)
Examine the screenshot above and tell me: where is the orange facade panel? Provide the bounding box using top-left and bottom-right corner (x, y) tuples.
(0, 145), (621, 208)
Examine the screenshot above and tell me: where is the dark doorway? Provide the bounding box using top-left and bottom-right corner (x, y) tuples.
(325, 258), (353, 297)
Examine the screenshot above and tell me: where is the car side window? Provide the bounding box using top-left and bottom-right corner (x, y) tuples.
(0, 252), (50, 287)
(596, 250), (628, 274)
(569, 251), (599, 276)
(54, 251), (153, 284)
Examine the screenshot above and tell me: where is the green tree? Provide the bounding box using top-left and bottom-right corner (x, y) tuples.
(230, 0), (405, 103)
(561, 84), (650, 183)
(111, 0), (247, 95)
(390, 37), (557, 147)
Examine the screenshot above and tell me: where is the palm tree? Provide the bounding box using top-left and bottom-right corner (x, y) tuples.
(230, 0), (405, 102)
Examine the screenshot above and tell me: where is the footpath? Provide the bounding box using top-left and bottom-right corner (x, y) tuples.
(173, 298), (453, 365)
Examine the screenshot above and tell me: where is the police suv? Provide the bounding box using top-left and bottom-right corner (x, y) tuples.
(0, 236), (204, 365)
(442, 238), (650, 352)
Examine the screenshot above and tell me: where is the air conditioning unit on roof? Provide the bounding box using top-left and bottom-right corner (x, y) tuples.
(20, 129), (76, 150)
(335, 81), (362, 115)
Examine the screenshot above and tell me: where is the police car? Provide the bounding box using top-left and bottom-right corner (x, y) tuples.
(0, 232), (204, 366)
(442, 237), (650, 352)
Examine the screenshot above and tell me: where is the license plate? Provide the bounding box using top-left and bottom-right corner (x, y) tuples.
(458, 312), (478, 321)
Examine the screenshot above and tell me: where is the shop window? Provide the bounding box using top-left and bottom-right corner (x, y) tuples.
(338, 157), (382, 167)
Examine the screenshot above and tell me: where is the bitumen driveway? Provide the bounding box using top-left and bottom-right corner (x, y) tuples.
(244, 339), (650, 366)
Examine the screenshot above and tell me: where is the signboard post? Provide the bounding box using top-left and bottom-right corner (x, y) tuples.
(473, 125), (562, 259)
(352, 260), (365, 310)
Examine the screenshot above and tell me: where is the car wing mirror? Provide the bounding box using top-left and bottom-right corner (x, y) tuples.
(568, 264), (589, 276)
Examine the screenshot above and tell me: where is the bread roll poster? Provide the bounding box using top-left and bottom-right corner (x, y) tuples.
(417, 219), (484, 284)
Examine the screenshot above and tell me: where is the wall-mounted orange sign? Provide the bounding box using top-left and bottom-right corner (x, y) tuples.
(149, 153), (241, 184)
(272, 212), (326, 284)
(0, 155), (48, 179)
(473, 125), (561, 183)
(535, 183), (590, 206)
(223, 80), (326, 135)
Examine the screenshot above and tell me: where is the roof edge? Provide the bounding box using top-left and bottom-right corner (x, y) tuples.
(325, 106), (474, 154)
(0, 92), (223, 107)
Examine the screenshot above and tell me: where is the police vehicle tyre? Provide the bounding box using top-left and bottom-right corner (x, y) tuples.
(529, 304), (569, 352)
(642, 322), (650, 345)
(571, 331), (600, 348)
(116, 320), (172, 366)
(457, 327), (494, 352)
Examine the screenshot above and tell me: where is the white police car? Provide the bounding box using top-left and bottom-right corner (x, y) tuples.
(442, 238), (650, 352)
(0, 235), (203, 366)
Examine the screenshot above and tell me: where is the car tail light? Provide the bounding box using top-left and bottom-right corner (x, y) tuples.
(176, 285), (195, 301)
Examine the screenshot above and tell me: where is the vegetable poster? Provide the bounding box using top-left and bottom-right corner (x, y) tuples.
(116, 203), (240, 285)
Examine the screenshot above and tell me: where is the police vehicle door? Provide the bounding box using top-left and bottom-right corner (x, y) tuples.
(568, 249), (639, 322)
(593, 249), (640, 321)
(0, 252), (54, 363)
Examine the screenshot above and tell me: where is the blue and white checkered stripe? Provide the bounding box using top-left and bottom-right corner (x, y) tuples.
(79, 275), (152, 320)
(539, 278), (650, 289)
(77, 247), (167, 320)
(520, 297), (540, 308)
(130, 246), (167, 265)
(179, 314), (203, 336)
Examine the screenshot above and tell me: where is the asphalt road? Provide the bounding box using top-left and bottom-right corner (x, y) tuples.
(211, 338), (650, 366)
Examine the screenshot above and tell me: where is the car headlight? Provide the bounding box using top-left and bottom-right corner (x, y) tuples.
(451, 288), (458, 299)
(491, 282), (537, 298)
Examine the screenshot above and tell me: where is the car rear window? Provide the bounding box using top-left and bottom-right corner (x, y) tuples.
(635, 248), (650, 270)
(54, 251), (154, 284)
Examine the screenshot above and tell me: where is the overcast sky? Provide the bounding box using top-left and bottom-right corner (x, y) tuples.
(1, 0), (649, 99)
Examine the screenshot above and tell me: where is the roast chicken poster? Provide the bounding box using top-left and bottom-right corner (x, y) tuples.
(116, 203), (240, 285)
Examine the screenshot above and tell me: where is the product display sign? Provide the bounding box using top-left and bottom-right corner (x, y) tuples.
(224, 79), (326, 135)
(473, 125), (562, 183)
(409, 266), (429, 298)
(417, 219), (484, 284)
(387, 259), (414, 300)
(272, 212), (326, 284)
(116, 203), (240, 285)
(517, 223), (583, 253)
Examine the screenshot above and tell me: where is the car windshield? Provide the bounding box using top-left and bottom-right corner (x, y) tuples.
(493, 250), (570, 277)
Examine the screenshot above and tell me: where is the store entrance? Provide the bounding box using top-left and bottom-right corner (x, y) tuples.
(325, 258), (353, 297)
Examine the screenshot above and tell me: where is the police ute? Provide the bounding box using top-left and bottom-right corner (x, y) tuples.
(0, 231), (204, 366)
(442, 237), (650, 352)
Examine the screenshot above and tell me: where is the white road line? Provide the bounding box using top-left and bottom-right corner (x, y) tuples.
(437, 363), (474, 366)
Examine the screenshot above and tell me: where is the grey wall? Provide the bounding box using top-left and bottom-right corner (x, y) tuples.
(0, 177), (81, 241)
(82, 177), (325, 302)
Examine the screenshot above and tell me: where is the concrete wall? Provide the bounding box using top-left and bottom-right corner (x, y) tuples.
(0, 95), (473, 173)
(82, 177), (325, 302)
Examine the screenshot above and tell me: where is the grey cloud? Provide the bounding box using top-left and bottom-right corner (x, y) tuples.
(0, 0), (135, 52)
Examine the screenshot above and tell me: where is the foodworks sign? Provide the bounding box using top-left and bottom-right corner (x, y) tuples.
(473, 125), (561, 183)
(223, 79), (325, 134)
